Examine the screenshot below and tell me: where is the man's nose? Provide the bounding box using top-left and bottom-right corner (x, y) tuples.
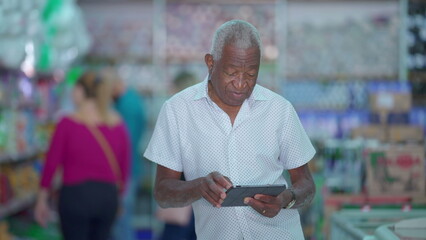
(234, 74), (246, 89)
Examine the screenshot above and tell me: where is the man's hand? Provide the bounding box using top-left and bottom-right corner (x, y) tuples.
(243, 190), (291, 218)
(199, 172), (232, 208)
(244, 163), (315, 218)
(155, 166), (233, 208)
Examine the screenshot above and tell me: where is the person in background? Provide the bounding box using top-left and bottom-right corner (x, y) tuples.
(34, 71), (131, 240)
(144, 20), (316, 239)
(107, 68), (146, 240)
(156, 71), (198, 240)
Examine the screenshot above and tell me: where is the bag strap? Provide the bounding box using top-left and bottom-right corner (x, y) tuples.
(86, 123), (123, 190)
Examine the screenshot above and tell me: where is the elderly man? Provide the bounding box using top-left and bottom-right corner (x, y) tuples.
(144, 20), (316, 240)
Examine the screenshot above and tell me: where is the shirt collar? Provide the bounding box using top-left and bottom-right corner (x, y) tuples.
(193, 75), (210, 101)
(193, 76), (269, 102)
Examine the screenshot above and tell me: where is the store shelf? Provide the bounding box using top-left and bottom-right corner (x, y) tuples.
(0, 149), (41, 164)
(0, 193), (37, 219)
(0, 103), (38, 110)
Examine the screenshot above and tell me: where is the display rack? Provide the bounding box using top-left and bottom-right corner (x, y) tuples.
(0, 71), (58, 235)
(0, 149), (41, 164)
(0, 193), (37, 219)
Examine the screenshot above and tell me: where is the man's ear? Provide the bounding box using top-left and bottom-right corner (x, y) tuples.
(205, 54), (214, 73)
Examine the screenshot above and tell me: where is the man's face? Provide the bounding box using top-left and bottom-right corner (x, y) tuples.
(206, 45), (260, 107)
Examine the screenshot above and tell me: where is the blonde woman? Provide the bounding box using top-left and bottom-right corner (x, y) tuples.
(35, 71), (131, 240)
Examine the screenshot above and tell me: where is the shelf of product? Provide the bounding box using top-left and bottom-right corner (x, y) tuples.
(317, 138), (425, 197)
(282, 80), (369, 111)
(0, 162), (40, 219)
(0, 193), (36, 219)
(318, 139), (425, 199)
(309, 79), (426, 240)
(0, 70), (60, 224)
(0, 69), (58, 158)
(165, 2), (277, 62)
(0, 81), (57, 162)
(81, 1), (278, 62)
(289, 81), (426, 140)
(0, 148), (41, 164)
(0, 109), (38, 157)
(286, 1), (399, 79)
(84, 0), (400, 80)
(82, 1), (153, 61)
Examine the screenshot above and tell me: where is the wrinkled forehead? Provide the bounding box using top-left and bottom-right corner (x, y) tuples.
(220, 45), (261, 67)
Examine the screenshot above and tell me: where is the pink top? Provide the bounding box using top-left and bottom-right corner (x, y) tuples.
(40, 116), (131, 191)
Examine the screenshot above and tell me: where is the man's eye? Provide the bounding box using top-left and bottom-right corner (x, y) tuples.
(226, 72), (237, 76)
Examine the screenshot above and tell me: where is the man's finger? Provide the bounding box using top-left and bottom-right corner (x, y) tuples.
(223, 176), (233, 188)
(244, 197), (264, 212)
(212, 172), (232, 189)
(245, 197), (268, 216)
(202, 190), (223, 207)
(254, 194), (277, 204)
(245, 197), (279, 218)
(204, 175), (224, 197)
(208, 182), (227, 199)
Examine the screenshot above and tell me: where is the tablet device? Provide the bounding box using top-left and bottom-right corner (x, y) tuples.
(221, 184), (287, 207)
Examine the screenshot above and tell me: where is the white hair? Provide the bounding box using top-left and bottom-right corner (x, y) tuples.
(210, 20), (262, 61)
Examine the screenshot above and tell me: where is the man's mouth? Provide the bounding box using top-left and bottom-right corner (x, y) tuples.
(231, 92), (245, 98)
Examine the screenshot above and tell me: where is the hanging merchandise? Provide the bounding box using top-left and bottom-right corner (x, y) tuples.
(38, 0), (91, 72)
(0, 0), (91, 73)
(64, 66), (83, 86)
(0, 0), (43, 70)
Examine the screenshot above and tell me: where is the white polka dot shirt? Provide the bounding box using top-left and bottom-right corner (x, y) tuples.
(144, 77), (316, 240)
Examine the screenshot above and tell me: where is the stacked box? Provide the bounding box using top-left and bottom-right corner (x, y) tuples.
(352, 82), (424, 143)
(365, 144), (425, 203)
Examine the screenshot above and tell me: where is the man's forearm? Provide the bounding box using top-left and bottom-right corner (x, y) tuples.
(286, 163), (316, 209)
(155, 177), (203, 208)
(291, 176), (315, 209)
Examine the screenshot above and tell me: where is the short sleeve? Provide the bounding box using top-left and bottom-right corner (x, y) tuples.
(40, 118), (68, 189)
(279, 103), (316, 169)
(143, 101), (183, 172)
